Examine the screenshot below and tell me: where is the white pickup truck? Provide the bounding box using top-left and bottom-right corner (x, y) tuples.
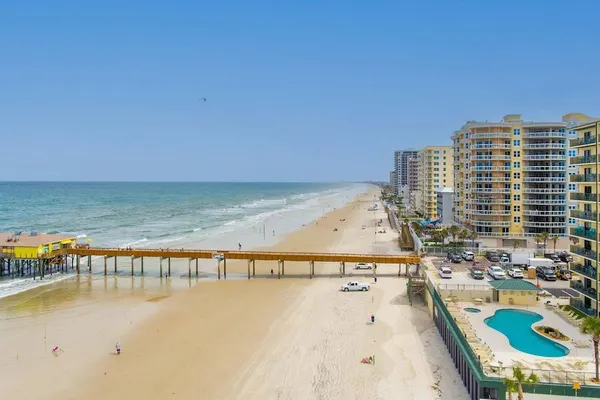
(341, 281), (370, 292)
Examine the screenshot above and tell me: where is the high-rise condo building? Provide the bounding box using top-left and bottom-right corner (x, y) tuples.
(567, 118), (600, 317)
(389, 170), (398, 194)
(453, 113), (595, 248)
(393, 149), (418, 199)
(417, 146), (454, 220)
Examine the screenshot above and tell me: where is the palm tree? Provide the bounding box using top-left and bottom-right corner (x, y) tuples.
(505, 366), (538, 400)
(539, 232), (549, 253)
(468, 231), (478, 249)
(448, 225), (460, 247)
(550, 235), (560, 252)
(580, 316), (600, 382)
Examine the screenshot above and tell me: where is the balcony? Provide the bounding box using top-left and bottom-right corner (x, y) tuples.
(470, 209), (511, 216)
(523, 166), (566, 171)
(471, 177), (511, 182)
(473, 144), (511, 150)
(570, 135), (597, 148)
(570, 174), (598, 183)
(523, 198), (566, 205)
(524, 188), (566, 194)
(470, 220), (511, 227)
(571, 210), (598, 222)
(570, 192), (598, 202)
(522, 221), (566, 228)
(523, 131), (566, 138)
(470, 132), (511, 139)
(571, 263), (598, 281)
(471, 155), (511, 161)
(571, 245), (598, 261)
(523, 177), (566, 183)
(570, 227), (597, 241)
(470, 166), (511, 171)
(523, 210), (566, 216)
(523, 154), (566, 161)
(472, 188), (511, 193)
(570, 280), (598, 300)
(471, 199), (511, 205)
(522, 143), (566, 150)
(570, 155), (597, 165)
(570, 300), (597, 317)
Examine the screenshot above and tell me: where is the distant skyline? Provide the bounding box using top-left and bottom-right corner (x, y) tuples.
(1, 1), (599, 182)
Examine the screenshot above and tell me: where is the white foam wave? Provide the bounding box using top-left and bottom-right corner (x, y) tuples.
(192, 228), (203, 232)
(118, 238), (148, 248)
(240, 198), (287, 209)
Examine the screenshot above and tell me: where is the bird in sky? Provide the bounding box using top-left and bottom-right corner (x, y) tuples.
(199, 97), (207, 102)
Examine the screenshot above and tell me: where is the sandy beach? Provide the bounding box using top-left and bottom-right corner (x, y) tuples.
(1, 189), (468, 400)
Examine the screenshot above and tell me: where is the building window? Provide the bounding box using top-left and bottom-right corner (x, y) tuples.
(513, 139), (521, 146)
(513, 128), (521, 136)
(568, 184), (577, 191)
(569, 218), (576, 224)
(513, 194), (520, 201)
(568, 150), (576, 157)
(514, 205), (520, 212)
(513, 172), (520, 179)
(513, 150), (521, 157)
(513, 161), (520, 168)
(514, 216), (521, 223)
(513, 183), (521, 190)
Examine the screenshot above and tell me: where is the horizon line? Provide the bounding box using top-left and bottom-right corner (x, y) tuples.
(0, 180), (374, 184)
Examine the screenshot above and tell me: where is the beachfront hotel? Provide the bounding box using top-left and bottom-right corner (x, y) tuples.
(393, 149), (418, 198)
(567, 118), (600, 317)
(416, 146), (454, 220)
(452, 113), (596, 248)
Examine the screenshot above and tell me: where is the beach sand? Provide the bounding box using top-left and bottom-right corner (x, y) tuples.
(1, 190), (468, 400)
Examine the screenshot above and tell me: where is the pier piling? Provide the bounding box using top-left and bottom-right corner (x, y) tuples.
(277, 260), (281, 279)
(247, 259), (251, 279)
(114, 256), (117, 274)
(188, 258), (192, 278)
(159, 257), (163, 277)
(141, 257), (144, 274)
(195, 258), (198, 277)
(252, 260), (256, 276)
(223, 258), (227, 279)
(131, 256), (135, 276)
(104, 256), (108, 275)
(168, 257), (171, 277)
(88, 255), (92, 272)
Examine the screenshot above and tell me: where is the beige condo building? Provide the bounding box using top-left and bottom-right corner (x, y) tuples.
(453, 113), (595, 248)
(416, 146), (454, 220)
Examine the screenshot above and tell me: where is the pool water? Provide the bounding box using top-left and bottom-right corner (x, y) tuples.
(484, 309), (569, 357)
(464, 308), (481, 313)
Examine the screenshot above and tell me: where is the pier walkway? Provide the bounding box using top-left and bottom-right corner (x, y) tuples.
(57, 247), (421, 280)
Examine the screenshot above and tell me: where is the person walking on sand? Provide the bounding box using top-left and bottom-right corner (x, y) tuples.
(116, 342), (121, 355)
(238, 242), (242, 251)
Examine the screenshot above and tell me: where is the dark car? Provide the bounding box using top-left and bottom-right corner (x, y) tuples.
(536, 266), (557, 281)
(544, 253), (561, 262)
(447, 252), (462, 263)
(485, 251), (500, 263)
(470, 269), (485, 280)
(557, 251), (573, 263)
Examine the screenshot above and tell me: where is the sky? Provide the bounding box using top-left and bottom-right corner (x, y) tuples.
(1, 0), (599, 182)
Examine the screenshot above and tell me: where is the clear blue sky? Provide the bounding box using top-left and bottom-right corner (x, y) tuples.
(1, 1), (599, 182)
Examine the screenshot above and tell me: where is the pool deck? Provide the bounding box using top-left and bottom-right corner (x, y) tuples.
(450, 301), (596, 382)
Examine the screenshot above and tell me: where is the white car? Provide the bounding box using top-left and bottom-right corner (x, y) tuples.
(439, 266), (453, 279)
(461, 251), (475, 261)
(341, 281), (370, 292)
(487, 265), (506, 280)
(508, 268), (524, 279)
(355, 262), (373, 270)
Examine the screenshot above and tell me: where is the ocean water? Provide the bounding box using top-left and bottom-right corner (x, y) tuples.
(0, 182), (369, 298)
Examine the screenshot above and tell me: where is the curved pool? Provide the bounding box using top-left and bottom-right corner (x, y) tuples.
(484, 309), (569, 357)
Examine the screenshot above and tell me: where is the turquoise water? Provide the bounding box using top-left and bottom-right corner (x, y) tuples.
(485, 309), (569, 357)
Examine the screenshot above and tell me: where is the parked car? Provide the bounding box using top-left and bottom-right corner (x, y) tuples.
(536, 266), (557, 281)
(485, 251), (500, 263)
(439, 266), (453, 279)
(487, 265), (506, 280)
(507, 268), (524, 279)
(557, 251), (573, 263)
(544, 253), (561, 263)
(461, 251), (475, 261)
(355, 262), (373, 270)
(447, 252), (462, 263)
(470, 268), (485, 280)
(341, 281), (370, 292)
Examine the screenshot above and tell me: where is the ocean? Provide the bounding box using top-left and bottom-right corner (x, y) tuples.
(0, 181), (369, 298)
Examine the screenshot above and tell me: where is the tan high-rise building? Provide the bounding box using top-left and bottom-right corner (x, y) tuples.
(567, 118), (600, 317)
(416, 146), (454, 220)
(453, 113), (595, 248)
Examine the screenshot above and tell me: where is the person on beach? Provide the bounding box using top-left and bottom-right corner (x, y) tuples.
(116, 342), (121, 355)
(370, 314), (375, 324)
(238, 243), (242, 251)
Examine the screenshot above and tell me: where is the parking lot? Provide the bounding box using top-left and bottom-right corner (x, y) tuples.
(432, 252), (572, 293)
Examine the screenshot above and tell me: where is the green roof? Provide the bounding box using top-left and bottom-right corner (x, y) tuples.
(489, 279), (542, 291)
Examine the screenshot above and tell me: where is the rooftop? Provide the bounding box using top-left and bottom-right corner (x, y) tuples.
(488, 279), (542, 291)
(0, 232), (76, 248)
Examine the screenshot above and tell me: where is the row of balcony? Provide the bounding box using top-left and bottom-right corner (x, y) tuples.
(571, 245), (598, 261)
(570, 227), (597, 241)
(473, 144), (511, 150)
(471, 155), (511, 161)
(522, 210), (565, 216)
(570, 155), (598, 165)
(570, 174), (597, 183)
(522, 199), (566, 205)
(522, 143), (566, 150)
(571, 263), (597, 281)
(570, 135), (597, 148)
(523, 177), (566, 183)
(472, 188), (511, 193)
(470, 210), (511, 216)
(571, 209), (598, 222)
(523, 166), (566, 171)
(471, 177), (511, 182)
(524, 188), (566, 194)
(523, 131), (567, 138)
(571, 192), (598, 202)
(523, 154), (566, 161)
(470, 166), (511, 171)
(570, 280), (597, 301)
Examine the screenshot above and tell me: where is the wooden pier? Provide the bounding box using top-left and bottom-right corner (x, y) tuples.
(57, 247), (421, 280)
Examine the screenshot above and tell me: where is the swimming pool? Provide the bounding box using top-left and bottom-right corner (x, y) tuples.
(484, 309), (569, 357)
(464, 308), (481, 313)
